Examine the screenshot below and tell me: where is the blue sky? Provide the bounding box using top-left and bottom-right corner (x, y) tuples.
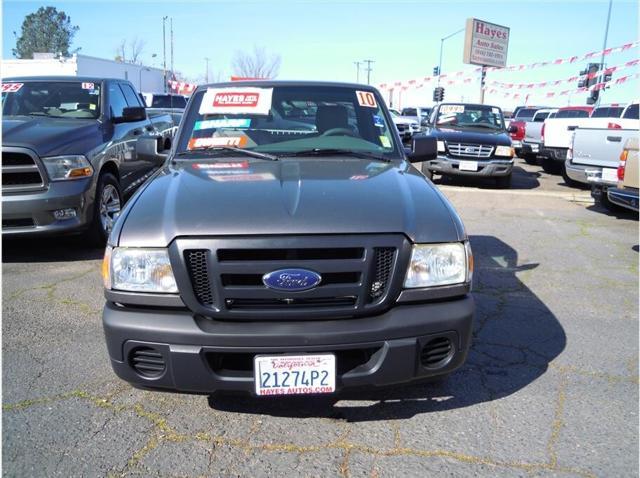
(2, 0), (638, 109)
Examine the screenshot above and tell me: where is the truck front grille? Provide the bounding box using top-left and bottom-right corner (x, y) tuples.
(178, 235), (407, 320)
(1, 149), (46, 192)
(446, 143), (494, 158)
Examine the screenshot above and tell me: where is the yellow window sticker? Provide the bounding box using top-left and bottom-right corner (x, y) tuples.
(380, 136), (391, 147)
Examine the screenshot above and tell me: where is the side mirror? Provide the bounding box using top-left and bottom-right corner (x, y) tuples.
(407, 136), (437, 163)
(136, 135), (168, 163)
(507, 125), (518, 134)
(114, 106), (147, 124)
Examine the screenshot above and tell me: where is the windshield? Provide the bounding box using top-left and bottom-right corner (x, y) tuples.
(435, 104), (504, 129)
(150, 95), (187, 109)
(555, 109), (590, 119)
(1, 81), (101, 119)
(514, 108), (537, 120)
(177, 85), (400, 158)
(591, 107), (624, 118)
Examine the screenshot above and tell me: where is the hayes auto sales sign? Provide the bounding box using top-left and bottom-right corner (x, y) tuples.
(463, 18), (510, 68)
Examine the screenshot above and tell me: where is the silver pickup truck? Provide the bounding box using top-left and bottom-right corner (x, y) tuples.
(564, 102), (639, 188)
(520, 108), (557, 164)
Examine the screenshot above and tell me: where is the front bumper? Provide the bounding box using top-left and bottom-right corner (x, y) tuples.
(2, 178), (95, 236)
(103, 296), (474, 394)
(607, 187), (639, 212)
(426, 155), (513, 177)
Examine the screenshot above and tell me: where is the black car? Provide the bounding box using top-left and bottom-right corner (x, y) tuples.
(101, 81), (474, 396)
(421, 103), (515, 188)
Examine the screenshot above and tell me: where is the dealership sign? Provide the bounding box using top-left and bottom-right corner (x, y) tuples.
(463, 18), (510, 68)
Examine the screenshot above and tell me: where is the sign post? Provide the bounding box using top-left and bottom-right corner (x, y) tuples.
(463, 18), (510, 103)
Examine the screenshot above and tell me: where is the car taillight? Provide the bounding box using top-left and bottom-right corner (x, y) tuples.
(608, 122), (622, 129)
(618, 149), (628, 181)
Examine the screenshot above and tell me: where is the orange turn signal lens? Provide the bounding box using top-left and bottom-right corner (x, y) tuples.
(102, 246), (112, 289)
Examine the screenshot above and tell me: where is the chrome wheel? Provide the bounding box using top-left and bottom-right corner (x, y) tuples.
(99, 184), (121, 234)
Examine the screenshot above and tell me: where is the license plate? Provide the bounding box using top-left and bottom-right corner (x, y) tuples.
(254, 354), (336, 396)
(459, 160), (478, 171)
(601, 168), (618, 182)
(512, 140), (521, 148)
(531, 144), (539, 152)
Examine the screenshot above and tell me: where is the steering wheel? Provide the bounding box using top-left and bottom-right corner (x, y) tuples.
(320, 128), (357, 137)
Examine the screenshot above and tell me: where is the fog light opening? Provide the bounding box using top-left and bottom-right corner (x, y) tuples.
(53, 208), (77, 220)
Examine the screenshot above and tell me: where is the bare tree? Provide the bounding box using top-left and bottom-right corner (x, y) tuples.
(231, 46), (281, 79)
(114, 39), (126, 62)
(129, 37), (145, 65)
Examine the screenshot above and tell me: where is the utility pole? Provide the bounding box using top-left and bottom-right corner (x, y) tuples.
(204, 57), (210, 83)
(597, 0), (613, 105)
(479, 67), (487, 104)
(162, 16), (168, 93)
(353, 61), (361, 83)
(170, 18), (174, 82)
(362, 59), (375, 85)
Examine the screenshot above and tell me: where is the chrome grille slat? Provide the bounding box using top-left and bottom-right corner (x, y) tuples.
(2, 148), (47, 191)
(446, 142), (494, 158)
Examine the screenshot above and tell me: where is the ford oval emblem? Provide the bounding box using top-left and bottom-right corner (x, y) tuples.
(262, 268), (322, 292)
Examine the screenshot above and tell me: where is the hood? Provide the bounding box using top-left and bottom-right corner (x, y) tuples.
(116, 157), (465, 247)
(428, 126), (511, 146)
(2, 116), (102, 156)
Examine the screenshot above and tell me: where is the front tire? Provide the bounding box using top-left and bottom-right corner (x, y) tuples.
(522, 153), (537, 165)
(87, 172), (122, 246)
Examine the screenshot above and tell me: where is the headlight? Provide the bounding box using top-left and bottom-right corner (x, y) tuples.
(437, 140), (446, 152)
(42, 155), (93, 180)
(495, 146), (514, 157)
(103, 247), (178, 293)
(404, 243), (470, 288)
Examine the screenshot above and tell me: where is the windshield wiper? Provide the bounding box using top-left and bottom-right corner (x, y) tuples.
(176, 146), (278, 161)
(281, 148), (391, 162)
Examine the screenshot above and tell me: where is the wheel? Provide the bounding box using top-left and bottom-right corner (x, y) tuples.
(87, 172), (122, 246)
(561, 164), (586, 189)
(495, 174), (512, 189)
(598, 189), (625, 213)
(522, 153), (538, 165)
(421, 162), (433, 180)
(541, 158), (561, 174)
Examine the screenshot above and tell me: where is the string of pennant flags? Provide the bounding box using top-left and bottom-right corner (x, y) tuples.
(485, 72), (640, 100)
(378, 40), (639, 91)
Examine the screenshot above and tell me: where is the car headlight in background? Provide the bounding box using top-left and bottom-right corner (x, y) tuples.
(495, 146), (514, 158)
(404, 242), (472, 288)
(41, 155), (93, 180)
(102, 247), (178, 293)
(437, 141), (446, 153)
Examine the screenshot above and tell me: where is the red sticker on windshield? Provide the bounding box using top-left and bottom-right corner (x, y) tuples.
(2, 83), (23, 93)
(213, 92), (259, 107)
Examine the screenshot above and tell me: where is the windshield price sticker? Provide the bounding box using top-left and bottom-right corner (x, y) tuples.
(81, 82), (95, 90)
(187, 136), (247, 150)
(440, 105), (465, 114)
(194, 118), (251, 130)
(192, 161), (249, 170)
(356, 91), (378, 108)
(254, 354), (336, 396)
(2, 83), (23, 93)
(200, 87), (273, 115)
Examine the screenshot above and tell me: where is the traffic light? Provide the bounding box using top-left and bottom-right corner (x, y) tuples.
(433, 66), (440, 76)
(433, 86), (445, 102)
(586, 89), (599, 105)
(586, 63), (600, 87)
(578, 68), (588, 89)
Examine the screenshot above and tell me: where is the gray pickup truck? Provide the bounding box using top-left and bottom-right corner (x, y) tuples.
(101, 81), (474, 396)
(565, 102), (639, 188)
(2, 76), (175, 243)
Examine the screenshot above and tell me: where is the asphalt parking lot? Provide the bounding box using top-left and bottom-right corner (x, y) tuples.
(3, 158), (638, 478)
